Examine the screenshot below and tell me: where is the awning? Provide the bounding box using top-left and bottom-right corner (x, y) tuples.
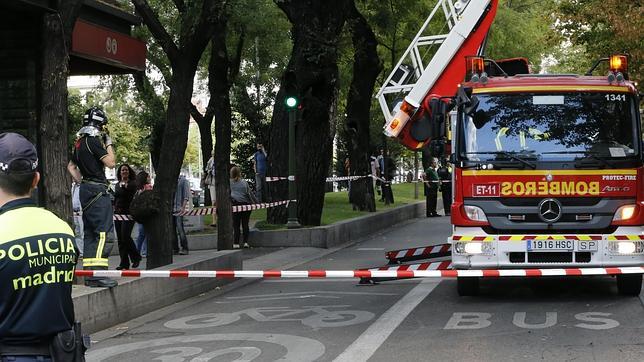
(70, 19), (146, 75)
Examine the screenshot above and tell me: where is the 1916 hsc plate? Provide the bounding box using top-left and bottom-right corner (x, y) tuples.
(527, 240), (599, 252)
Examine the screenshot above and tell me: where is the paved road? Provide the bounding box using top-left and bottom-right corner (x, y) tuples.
(87, 216), (644, 362)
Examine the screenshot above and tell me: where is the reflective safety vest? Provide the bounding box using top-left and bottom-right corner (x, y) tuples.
(0, 199), (76, 344)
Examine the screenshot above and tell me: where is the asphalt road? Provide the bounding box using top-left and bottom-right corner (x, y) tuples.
(87, 216), (644, 362)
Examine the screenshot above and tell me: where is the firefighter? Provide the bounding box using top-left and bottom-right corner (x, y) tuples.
(0, 133), (80, 361)
(67, 107), (118, 288)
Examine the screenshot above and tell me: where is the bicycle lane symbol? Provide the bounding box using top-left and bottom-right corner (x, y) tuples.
(164, 304), (375, 330)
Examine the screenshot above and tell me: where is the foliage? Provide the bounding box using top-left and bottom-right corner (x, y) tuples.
(553, 0), (643, 81)
(486, 0), (559, 72)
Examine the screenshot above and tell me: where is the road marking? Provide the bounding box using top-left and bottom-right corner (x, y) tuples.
(356, 248), (385, 251)
(215, 291), (397, 303)
(87, 333), (325, 361)
(333, 279), (439, 362)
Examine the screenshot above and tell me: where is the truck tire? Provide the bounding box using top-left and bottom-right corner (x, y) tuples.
(616, 274), (642, 296)
(457, 277), (479, 296)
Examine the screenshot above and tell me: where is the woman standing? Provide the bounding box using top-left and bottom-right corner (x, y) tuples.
(114, 164), (141, 269)
(134, 170), (153, 257)
(230, 166), (255, 248)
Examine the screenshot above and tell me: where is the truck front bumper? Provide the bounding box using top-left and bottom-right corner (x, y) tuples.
(450, 226), (644, 269)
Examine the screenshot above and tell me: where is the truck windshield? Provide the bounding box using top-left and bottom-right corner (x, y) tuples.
(460, 92), (639, 162)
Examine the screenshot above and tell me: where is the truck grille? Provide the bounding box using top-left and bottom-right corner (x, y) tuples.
(509, 252), (591, 263)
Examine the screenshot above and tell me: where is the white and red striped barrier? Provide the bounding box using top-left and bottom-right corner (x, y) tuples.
(265, 175), (378, 183)
(368, 261), (452, 271)
(75, 266), (644, 279)
(113, 200), (292, 220)
(386, 244), (451, 263)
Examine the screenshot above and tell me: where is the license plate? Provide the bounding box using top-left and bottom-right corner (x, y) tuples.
(527, 240), (574, 251)
(577, 240), (598, 251)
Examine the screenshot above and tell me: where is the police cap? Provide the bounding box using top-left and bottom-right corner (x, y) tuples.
(0, 132), (38, 174)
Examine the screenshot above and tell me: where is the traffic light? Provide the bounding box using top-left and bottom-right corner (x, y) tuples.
(284, 70), (298, 109)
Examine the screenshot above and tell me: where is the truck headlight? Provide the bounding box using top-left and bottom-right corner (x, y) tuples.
(454, 241), (494, 255)
(463, 205), (488, 222)
(613, 205), (636, 221)
(608, 240), (644, 255)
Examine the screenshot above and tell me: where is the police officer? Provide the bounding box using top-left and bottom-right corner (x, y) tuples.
(0, 133), (77, 361)
(424, 157), (440, 217)
(67, 107), (118, 288)
(437, 158), (452, 216)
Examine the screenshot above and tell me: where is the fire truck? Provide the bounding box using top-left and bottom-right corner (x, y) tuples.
(377, 0), (643, 296)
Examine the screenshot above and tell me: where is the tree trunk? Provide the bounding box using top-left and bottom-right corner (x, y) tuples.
(39, 2), (82, 223)
(345, 1), (382, 212)
(271, 0), (349, 226)
(211, 19), (234, 251)
(267, 79), (290, 224)
(147, 67), (194, 269)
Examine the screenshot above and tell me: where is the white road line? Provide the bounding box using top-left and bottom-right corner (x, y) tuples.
(333, 279), (439, 362)
(356, 248), (385, 251)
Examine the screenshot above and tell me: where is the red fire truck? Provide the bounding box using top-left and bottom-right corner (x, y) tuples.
(377, 0), (643, 296)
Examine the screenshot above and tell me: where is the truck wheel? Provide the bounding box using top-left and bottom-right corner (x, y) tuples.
(616, 274), (642, 296)
(457, 277), (479, 296)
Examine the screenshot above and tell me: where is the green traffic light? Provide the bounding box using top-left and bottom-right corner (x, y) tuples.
(285, 96), (298, 108)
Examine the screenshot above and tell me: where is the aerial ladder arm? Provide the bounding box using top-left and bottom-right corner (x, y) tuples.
(377, 0), (499, 150)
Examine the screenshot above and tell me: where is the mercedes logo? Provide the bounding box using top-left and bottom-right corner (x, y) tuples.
(538, 198), (562, 223)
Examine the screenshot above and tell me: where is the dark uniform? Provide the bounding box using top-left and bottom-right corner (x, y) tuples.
(72, 135), (116, 281)
(0, 132), (77, 361)
(437, 163), (452, 215)
(424, 166), (439, 217)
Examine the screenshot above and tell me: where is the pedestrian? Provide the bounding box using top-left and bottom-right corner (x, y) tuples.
(204, 151), (217, 227)
(67, 106), (118, 288)
(114, 164), (141, 270)
(71, 181), (84, 257)
(252, 143), (268, 202)
(173, 173), (191, 255)
(437, 159), (452, 216)
(370, 154), (379, 194)
(381, 150), (395, 204)
(230, 166), (256, 249)
(344, 157), (351, 192)
(0, 132), (83, 361)
(425, 157), (440, 217)
(134, 170), (152, 258)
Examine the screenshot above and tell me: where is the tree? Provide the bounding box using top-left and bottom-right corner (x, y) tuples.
(554, 0), (643, 81)
(40, 1), (84, 222)
(345, 0), (383, 212)
(131, 0), (219, 268)
(267, 0), (351, 226)
(486, 0), (558, 72)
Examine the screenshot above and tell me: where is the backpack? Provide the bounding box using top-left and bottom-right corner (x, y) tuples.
(129, 190), (160, 223)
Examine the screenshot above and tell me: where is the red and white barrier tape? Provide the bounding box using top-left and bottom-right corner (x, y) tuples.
(386, 244), (451, 261)
(113, 200), (293, 220)
(265, 175), (378, 183)
(75, 266), (644, 279)
(368, 261), (452, 271)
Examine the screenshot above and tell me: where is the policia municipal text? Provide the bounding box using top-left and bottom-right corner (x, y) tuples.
(0, 133), (86, 361)
(67, 107), (119, 288)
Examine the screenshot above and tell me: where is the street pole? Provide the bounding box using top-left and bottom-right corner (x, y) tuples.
(286, 104), (300, 228)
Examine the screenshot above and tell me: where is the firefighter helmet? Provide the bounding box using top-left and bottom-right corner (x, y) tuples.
(82, 107), (108, 130)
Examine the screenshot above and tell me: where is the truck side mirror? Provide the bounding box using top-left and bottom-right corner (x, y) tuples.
(464, 95), (479, 115)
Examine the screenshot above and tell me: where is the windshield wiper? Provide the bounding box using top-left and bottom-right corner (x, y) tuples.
(465, 151), (537, 169)
(541, 151), (615, 169)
